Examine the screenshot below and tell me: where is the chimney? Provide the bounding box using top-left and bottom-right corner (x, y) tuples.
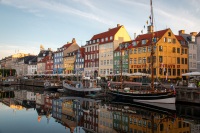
(67, 42), (70, 44)
(117, 24), (120, 27)
(147, 25), (154, 33)
(72, 38), (76, 43)
(108, 28), (111, 31)
(179, 30), (185, 35)
(134, 33), (136, 39)
(190, 32), (197, 36)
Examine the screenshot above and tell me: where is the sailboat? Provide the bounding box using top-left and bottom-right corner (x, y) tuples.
(108, 0), (176, 104)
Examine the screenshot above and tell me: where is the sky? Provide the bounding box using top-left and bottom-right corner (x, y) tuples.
(0, 0), (200, 59)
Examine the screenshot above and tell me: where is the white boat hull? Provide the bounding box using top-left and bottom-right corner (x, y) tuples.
(134, 97), (176, 104)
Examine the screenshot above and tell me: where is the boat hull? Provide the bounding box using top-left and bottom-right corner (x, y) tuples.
(108, 90), (176, 104)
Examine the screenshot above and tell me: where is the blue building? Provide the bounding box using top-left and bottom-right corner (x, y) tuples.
(74, 47), (85, 75)
(53, 48), (64, 74)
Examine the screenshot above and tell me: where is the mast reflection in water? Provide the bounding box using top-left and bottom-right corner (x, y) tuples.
(0, 85), (200, 133)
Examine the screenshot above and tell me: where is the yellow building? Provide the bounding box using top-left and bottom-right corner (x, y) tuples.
(63, 38), (80, 74)
(129, 28), (188, 81)
(129, 113), (190, 133)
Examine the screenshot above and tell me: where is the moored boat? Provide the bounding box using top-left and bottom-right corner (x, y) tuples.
(108, 0), (176, 104)
(62, 76), (102, 96)
(44, 80), (62, 91)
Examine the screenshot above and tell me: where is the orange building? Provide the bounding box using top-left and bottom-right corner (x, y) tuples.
(128, 28), (188, 81)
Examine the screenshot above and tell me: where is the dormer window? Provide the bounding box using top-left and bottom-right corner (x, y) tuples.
(97, 39), (99, 42)
(101, 38), (104, 42)
(110, 36), (113, 40)
(142, 39), (146, 45)
(132, 41), (137, 46)
(93, 40), (95, 43)
(105, 37), (108, 41)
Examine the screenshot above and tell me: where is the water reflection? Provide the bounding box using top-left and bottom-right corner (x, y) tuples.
(0, 85), (200, 133)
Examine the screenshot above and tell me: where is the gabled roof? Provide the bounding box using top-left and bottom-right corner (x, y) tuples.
(114, 40), (133, 52)
(62, 42), (73, 49)
(89, 25), (122, 45)
(38, 50), (51, 57)
(114, 29), (169, 52)
(175, 35), (188, 47)
(19, 55), (37, 64)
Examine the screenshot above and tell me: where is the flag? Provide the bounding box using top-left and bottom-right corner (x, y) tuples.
(146, 20), (148, 25)
(149, 15), (151, 20)
(141, 30), (143, 34)
(144, 25), (145, 29)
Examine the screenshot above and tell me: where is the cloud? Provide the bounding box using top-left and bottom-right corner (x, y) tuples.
(0, 0), (113, 25)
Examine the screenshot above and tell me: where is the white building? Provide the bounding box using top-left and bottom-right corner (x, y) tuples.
(179, 30), (198, 72)
(196, 32), (200, 72)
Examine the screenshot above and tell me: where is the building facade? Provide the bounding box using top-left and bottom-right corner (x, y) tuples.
(84, 24), (131, 77)
(74, 48), (85, 75)
(179, 30), (198, 72)
(196, 32), (200, 72)
(63, 38), (80, 74)
(128, 28), (188, 81)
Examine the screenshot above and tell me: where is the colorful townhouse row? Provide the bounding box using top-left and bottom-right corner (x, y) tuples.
(0, 24), (200, 80)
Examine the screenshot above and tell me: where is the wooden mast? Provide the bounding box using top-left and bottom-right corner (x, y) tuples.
(120, 44), (123, 89)
(150, 0), (155, 91)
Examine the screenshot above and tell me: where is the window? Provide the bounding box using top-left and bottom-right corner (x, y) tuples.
(185, 58), (187, 64)
(164, 37), (167, 42)
(107, 60), (109, 65)
(105, 37), (108, 41)
(159, 56), (163, 62)
(172, 39), (176, 43)
(168, 32), (171, 36)
(130, 58), (133, 64)
(110, 36), (113, 40)
(101, 38), (104, 42)
(142, 39), (146, 45)
(177, 57), (180, 64)
(132, 41), (137, 46)
(181, 48), (184, 54)
(143, 47), (146, 53)
(172, 47), (176, 53)
(134, 49), (137, 54)
(177, 69), (180, 76)
(138, 48), (142, 54)
(177, 48), (180, 53)
(173, 69), (176, 76)
(138, 57), (142, 64)
(148, 46), (151, 52)
(159, 46), (163, 51)
(134, 58), (137, 64)
(168, 38), (172, 43)
(181, 58), (184, 64)
(143, 57), (146, 63)
(193, 54), (196, 59)
(129, 49), (133, 54)
(160, 124), (164, 131)
(104, 60), (106, 65)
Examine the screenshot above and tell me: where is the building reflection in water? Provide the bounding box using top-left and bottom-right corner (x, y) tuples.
(1, 86), (200, 133)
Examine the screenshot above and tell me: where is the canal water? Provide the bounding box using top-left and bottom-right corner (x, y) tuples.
(0, 85), (200, 133)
